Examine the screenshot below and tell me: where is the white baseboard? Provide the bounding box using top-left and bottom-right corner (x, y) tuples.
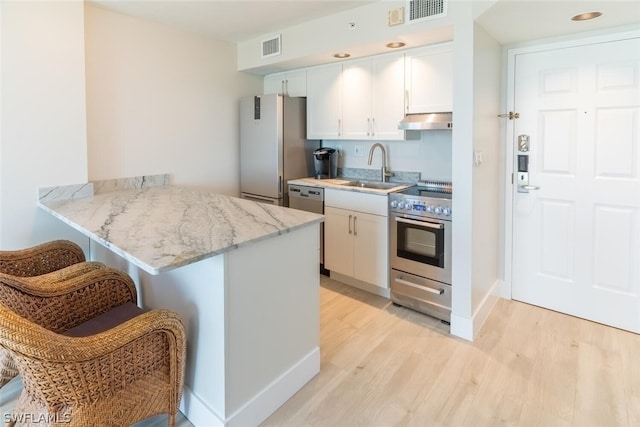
(450, 279), (501, 342)
(180, 348), (320, 426)
(179, 384), (224, 427)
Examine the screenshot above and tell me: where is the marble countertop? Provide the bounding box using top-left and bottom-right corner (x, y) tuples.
(287, 177), (413, 194)
(39, 185), (324, 275)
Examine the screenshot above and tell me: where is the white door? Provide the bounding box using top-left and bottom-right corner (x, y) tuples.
(512, 37), (640, 333)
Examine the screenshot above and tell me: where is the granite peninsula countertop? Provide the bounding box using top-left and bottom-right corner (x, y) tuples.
(39, 184), (324, 275)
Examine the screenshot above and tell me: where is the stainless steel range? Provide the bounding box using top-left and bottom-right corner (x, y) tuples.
(389, 181), (452, 323)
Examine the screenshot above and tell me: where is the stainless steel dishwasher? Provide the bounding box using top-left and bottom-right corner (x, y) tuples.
(288, 184), (327, 274)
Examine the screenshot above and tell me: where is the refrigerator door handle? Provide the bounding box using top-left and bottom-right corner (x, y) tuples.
(279, 176), (283, 196)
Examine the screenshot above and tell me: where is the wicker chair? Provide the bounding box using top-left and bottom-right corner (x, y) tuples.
(0, 268), (186, 427)
(0, 240), (86, 277)
(0, 240), (97, 388)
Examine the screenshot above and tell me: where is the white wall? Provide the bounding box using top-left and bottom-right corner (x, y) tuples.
(471, 23), (502, 321)
(448, 4), (475, 339)
(0, 0), (88, 249)
(0, 3), (3, 233)
(84, 4), (262, 194)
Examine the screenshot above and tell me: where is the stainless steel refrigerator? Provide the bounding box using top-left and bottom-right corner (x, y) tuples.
(240, 94), (317, 206)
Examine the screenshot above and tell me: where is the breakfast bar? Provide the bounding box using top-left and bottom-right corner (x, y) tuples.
(38, 177), (324, 426)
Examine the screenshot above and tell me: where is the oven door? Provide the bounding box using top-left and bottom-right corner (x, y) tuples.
(390, 212), (451, 284)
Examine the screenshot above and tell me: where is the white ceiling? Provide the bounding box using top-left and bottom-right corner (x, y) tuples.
(476, 0), (640, 45)
(89, 0), (378, 43)
(89, 0), (640, 45)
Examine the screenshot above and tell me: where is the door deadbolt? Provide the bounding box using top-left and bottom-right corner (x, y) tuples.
(516, 135), (539, 193)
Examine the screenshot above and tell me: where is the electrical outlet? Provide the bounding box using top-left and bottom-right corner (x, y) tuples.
(354, 145), (364, 157)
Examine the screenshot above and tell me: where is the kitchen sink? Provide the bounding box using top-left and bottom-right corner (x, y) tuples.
(341, 180), (403, 190)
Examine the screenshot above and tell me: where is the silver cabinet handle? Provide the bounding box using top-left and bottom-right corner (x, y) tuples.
(520, 185), (540, 191)
(405, 90), (409, 112)
(338, 119), (342, 137)
(353, 215), (357, 236)
(367, 118), (371, 136)
(371, 117), (375, 137)
(394, 277), (444, 295)
(348, 214), (352, 234)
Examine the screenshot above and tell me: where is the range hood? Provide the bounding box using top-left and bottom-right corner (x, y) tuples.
(398, 112), (453, 130)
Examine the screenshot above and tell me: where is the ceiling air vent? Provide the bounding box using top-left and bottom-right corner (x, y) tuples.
(261, 34), (282, 58)
(406, 0), (447, 23)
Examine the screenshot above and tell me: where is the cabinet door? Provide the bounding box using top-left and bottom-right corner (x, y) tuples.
(285, 69), (307, 97)
(264, 70), (307, 96)
(353, 212), (388, 289)
(342, 59), (371, 140)
(264, 72), (286, 95)
(324, 206), (354, 277)
(405, 43), (453, 114)
(371, 54), (405, 141)
(307, 64), (342, 139)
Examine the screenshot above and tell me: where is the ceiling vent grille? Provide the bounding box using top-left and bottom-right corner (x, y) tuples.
(406, 0), (447, 23)
(261, 34), (282, 58)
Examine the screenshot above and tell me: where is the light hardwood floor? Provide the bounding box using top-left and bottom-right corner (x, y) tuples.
(263, 276), (640, 427)
(1, 275), (639, 426)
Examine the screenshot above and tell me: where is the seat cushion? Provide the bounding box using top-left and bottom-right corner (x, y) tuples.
(63, 302), (147, 337)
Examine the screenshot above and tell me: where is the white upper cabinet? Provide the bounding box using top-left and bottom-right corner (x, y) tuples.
(405, 42), (453, 114)
(370, 53), (405, 140)
(342, 53), (405, 141)
(306, 63), (342, 139)
(264, 69), (307, 97)
(342, 59), (371, 140)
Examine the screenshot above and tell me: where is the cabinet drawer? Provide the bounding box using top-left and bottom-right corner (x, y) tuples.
(325, 188), (388, 216)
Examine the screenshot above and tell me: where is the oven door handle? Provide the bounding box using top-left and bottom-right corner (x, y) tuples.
(395, 216), (444, 230)
(394, 277), (445, 295)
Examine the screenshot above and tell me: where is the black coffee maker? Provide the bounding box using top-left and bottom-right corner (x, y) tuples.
(313, 147), (338, 179)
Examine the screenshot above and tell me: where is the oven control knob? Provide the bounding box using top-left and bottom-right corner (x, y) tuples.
(426, 205), (435, 213)
(443, 207), (452, 216)
(405, 203), (413, 210)
(435, 206), (443, 215)
(390, 200), (398, 209)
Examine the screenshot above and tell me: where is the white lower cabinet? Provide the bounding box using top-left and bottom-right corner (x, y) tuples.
(324, 189), (389, 289)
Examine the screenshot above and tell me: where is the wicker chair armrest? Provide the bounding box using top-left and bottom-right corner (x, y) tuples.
(25, 261), (107, 283)
(0, 306), (186, 410)
(0, 240), (85, 276)
(0, 268), (137, 332)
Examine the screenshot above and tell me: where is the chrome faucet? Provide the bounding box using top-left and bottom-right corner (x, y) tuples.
(367, 143), (393, 182)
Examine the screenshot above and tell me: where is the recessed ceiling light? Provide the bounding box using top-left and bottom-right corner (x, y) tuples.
(333, 53), (350, 59)
(571, 11), (602, 21)
(386, 42), (406, 49)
